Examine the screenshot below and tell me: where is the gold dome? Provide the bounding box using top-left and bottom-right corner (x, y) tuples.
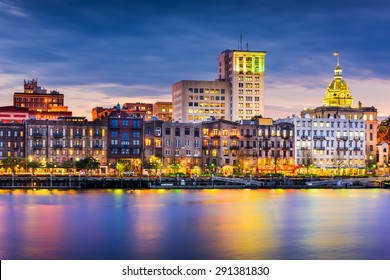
(323, 65), (353, 107)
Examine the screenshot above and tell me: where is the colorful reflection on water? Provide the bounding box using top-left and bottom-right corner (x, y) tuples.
(1, 188), (390, 260)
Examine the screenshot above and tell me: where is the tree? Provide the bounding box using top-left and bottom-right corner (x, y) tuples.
(116, 161), (126, 176)
(60, 159), (75, 174)
(75, 157), (100, 175)
(301, 149), (314, 174)
(1, 157), (26, 173)
(27, 161), (43, 175)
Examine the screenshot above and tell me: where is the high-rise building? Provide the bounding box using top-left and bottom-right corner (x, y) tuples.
(173, 49), (266, 123)
(123, 102), (153, 121)
(218, 50), (266, 121)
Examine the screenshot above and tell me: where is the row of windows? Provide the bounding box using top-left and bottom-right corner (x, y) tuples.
(110, 119), (141, 128)
(238, 90), (261, 95)
(188, 102), (226, 107)
(238, 83), (261, 88)
(0, 130), (23, 137)
(110, 148), (140, 155)
(29, 149), (106, 157)
(0, 151), (23, 157)
(238, 76), (261, 82)
(30, 128), (105, 137)
(0, 141), (23, 148)
(111, 131), (140, 138)
(188, 109), (226, 115)
(188, 88), (226, 94)
(297, 130), (365, 138)
(188, 95), (226, 101)
(297, 120), (365, 129)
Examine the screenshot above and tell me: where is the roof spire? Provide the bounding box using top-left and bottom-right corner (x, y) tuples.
(333, 51), (340, 66)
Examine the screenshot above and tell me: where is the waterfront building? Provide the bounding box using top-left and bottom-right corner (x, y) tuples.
(13, 79), (72, 119)
(25, 117), (107, 173)
(123, 102), (153, 121)
(143, 119), (164, 175)
(0, 106), (29, 123)
(172, 48), (266, 123)
(376, 142), (388, 168)
(172, 80), (231, 122)
(0, 121), (25, 160)
(106, 107), (143, 174)
(201, 118), (294, 175)
(301, 62), (378, 167)
(218, 50), (267, 121)
(162, 121), (203, 175)
(281, 115), (366, 175)
(153, 101), (172, 122)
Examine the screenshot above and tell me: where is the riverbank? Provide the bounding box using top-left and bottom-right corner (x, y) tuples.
(0, 175), (389, 189)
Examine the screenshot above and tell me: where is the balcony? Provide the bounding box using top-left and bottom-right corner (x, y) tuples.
(32, 132), (43, 137)
(313, 135), (326, 140)
(33, 144), (43, 149)
(353, 147), (362, 151)
(353, 137), (360, 142)
(300, 147), (309, 150)
(73, 144), (83, 149)
(336, 146), (349, 151)
(73, 133), (83, 138)
(93, 133), (102, 138)
(53, 132), (63, 138)
(229, 146), (239, 150)
(337, 136), (348, 141)
(244, 146), (253, 149)
(93, 145), (102, 149)
(202, 145), (209, 149)
(282, 146), (290, 151)
(211, 134), (220, 139)
(244, 134), (252, 138)
(211, 144), (220, 149)
(300, 135), (309, 140)
(314, 146), (326, 150)
(229, 134), (239, 139)
(53, 144), (63, 149)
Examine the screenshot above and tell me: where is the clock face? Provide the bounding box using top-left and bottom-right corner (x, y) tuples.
(340, 93), (345, 98)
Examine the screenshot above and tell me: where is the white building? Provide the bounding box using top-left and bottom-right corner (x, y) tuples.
(172, 80), (231, 122)
(282, 115), (366, 172)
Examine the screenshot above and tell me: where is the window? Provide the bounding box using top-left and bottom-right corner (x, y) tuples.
(185, 128), (190, 135)
(111, 119), (119, 127)
(165, 127), (171, 135)
(132, 131), (140, 138)
(122, 119), (129, 126)
(133, 120), (140, 128)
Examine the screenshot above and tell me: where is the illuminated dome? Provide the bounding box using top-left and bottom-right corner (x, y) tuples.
(323, 64), (353, 107)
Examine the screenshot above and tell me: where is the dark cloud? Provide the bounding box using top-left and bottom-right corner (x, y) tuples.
(1, 0), (389, 118)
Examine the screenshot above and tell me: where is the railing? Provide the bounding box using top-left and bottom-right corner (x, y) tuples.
(53, 133), (63, 138)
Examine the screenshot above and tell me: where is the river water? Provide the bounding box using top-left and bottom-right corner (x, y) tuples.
(1, 188), (389, 260)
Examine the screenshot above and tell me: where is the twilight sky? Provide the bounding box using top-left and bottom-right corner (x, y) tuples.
(1, 0), (390, 120)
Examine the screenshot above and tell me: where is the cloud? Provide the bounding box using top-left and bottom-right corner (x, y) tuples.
(0, 1), (28, 17)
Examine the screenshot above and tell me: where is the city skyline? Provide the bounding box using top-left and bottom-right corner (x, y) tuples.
(1, 0), (390, 120)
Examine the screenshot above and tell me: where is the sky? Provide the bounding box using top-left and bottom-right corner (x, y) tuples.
(0, 0), (390, 120)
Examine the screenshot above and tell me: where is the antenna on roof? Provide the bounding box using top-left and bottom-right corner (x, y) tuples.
(240, 33), (242, 50)
(246, 42), (249, 51)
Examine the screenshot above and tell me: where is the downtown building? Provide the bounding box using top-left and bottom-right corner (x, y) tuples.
(13, 79), (72, 120)
(276, 61), (375, 174)
(25, 117), (108, 173)
(172, 49), (266, 122)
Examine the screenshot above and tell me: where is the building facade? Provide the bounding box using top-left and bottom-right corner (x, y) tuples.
(172, 80), (231, 122)
(25, 117), (107, 173)
(0, 122), (25, 159)
(301, 63), (378, 167)
(107, 109), (143, 174)
(162, 122), (203, 175)
(14, 79), (72, 119)
(153, 102), (172, 122)
(218, 50), (266, 121)
(284, 115), (366, 174)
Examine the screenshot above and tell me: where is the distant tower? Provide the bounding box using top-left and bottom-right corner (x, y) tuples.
(323, 53), (353, 108)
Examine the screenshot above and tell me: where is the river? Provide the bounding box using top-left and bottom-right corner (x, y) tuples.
(1, 188), (389, 259)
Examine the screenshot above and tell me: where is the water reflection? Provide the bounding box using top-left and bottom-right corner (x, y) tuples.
(0, 189), (390, 259)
